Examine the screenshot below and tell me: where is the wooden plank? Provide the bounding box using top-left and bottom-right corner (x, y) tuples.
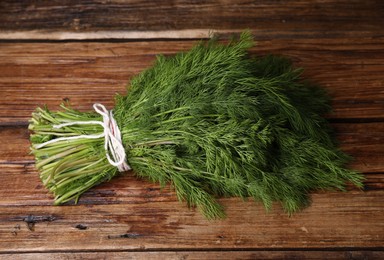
(0, 0), (383, 40)
(1, 251), (384, 260)
(0, 121), (383, 203)
(1, 122), (383, 173)
(1, 39), (383, 124)
(0, 165), (382, 251)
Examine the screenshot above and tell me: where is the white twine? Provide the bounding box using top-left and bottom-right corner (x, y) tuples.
(34, 103), (131, 172)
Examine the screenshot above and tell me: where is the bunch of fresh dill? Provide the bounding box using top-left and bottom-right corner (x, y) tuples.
(29, 32), (363, 219)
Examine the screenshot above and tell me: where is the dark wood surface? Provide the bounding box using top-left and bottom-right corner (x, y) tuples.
(0, 1), (383, 259)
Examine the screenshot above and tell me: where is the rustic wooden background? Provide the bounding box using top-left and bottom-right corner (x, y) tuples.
(0, 1), (383, 259)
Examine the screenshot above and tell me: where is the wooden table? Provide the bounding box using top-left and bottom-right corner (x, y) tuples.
(0, 1), (383, 259)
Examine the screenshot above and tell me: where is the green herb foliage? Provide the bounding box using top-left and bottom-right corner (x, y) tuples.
(29, 32), (363, 219)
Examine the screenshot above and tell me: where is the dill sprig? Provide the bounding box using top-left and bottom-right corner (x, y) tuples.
(29, 32), (364, 219)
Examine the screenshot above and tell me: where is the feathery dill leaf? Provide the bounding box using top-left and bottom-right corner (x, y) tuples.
(29, 31), (363, 219)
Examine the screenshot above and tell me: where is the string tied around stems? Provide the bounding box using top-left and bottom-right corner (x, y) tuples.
(34, 103), (131, 172)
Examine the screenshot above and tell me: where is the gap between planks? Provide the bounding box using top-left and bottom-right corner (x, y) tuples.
(0, 247), (384, 254)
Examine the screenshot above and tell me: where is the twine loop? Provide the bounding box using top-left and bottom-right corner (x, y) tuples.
(34, 103), (131, 172)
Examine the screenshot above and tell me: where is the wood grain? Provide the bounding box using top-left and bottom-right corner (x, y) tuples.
(0, 165), (383, 252)
(0, 0), (383, 40)
(1, 37), (383, 124)
(1, 0), (383, 257)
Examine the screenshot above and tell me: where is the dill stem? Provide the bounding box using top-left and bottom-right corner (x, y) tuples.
(133, 139), (178, 147)
(35, 145), (85, 169)
(53, 158), (105, 181)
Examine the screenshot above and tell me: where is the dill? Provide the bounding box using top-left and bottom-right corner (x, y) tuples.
(29, 32), (364, 219)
